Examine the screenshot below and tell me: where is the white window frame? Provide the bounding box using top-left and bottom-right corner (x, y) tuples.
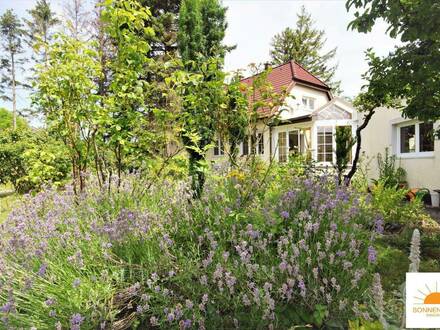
(213, 138), (224, 156)
(396, 121), (435, 158)
(275, 128), (305, 162)
(241, 133), (265, 156)
(313, 120), (356, 166)
(316, 126), (334, 164)
(257, 132), (265, 155)
(302, 96), (316, 110)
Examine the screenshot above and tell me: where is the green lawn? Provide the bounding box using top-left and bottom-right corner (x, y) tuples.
(0, 184), (17, 223)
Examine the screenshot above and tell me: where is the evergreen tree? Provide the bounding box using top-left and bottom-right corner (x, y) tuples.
(178, 0), (229, 197)
(140, 0), (180, 57)
(270, 6), (341, 93)
(178, 0), (204, 63)
(0, 9), (25, 130)
(24, 0), (59, 64)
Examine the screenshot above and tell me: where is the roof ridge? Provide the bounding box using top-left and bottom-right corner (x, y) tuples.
(239, 61), (292, 82)
(292, 61), (329, 88)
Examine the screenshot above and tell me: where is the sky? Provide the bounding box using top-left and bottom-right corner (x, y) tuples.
(0, 0), (400, 111)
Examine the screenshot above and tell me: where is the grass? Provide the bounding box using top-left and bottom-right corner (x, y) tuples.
(0, 184), (17, 223)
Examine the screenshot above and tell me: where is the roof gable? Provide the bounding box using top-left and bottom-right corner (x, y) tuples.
(312, 97), (355, 120)
(240, 61), (331, 117)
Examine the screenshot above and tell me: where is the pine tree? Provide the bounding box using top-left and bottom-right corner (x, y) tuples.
(270, 6), (341, 93)
(24, 0), (59, 64)
(140, 0), (181, 57)
(0, 9), (25, 130)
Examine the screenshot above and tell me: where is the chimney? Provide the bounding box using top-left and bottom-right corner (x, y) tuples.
(264, 62), (272, 71)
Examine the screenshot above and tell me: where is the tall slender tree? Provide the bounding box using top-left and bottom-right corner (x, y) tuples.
(140, 0), (181, 57)
(24, 0), (59, 65)
(178, 0), (230, 197)
(0, 9), (25, 130)
(63, 0), (90, 41)
(269, 6), (340, 93)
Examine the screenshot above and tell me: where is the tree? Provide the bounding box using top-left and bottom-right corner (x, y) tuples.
(269, 6), (341, 93)
(0, 107), (28, 131)
(63, 0), (90, 41)
(24, 0), (59, 64)
(178, 0), (230, 198)
(335, 125), (355, 184)
(345, 51), (399, 184)
(346, 0), (440, 123)
(139, 0), (181, 57)
(100, 0), (181, 188)
(0, 9), (25, 130)
(33, 34), (101, 193)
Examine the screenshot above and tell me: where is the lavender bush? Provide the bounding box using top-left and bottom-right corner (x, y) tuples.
(0, 173), (381, 329)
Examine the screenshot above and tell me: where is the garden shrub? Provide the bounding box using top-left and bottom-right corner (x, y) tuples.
(367, 180), (426, 226)
(0, 173), (381, 329)
(0, 128), (70, 193)
(372, 148), (406, 188)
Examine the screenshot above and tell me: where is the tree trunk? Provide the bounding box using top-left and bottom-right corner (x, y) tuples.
(11, 52), (17, 130)
(345, 109), (375, 184)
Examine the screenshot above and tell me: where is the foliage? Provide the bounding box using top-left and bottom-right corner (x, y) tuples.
(0, 128), (70, 193)
(215, 74), (249, 167)
(373, 148), (406, 188)
(0, 171), (381, 328)
(346, 0), (440, 123)
(335, 126), (355, 184)
(368, 181), (423, 226)
(33, 34), (101, 193)
(23, 0), (59, 64)
(345, 51), (401, 183)
(0, 107), (28, 131)
(269, 6), (340, 93)
(139, 0), (181, 57)
(100, 0), (180, 186)
(0, 9), (25, 130)
(178, 0), (230, 197)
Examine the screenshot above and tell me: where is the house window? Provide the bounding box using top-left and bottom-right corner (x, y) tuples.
(257, 133), (264, 155)
(399, 122), (434, 154)
(419, 122), (434, 152)
(288, 130), (300, 154)
(213, 138), (224, 156)
(278, 132), (287, 162)
(317, 126), (333, 163)
(302, 96), (315, 110)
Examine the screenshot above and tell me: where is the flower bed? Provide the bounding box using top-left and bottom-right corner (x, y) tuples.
(0, 175), (381, 329)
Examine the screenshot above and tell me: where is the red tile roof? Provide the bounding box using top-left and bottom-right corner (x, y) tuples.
(240, 60), (330, 117)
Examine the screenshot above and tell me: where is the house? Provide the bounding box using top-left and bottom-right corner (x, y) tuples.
(207, 60), (358, 165)
(362, 107), (440, 193)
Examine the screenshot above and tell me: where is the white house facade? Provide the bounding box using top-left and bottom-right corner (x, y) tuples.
(207, 61), (359, 166)
(362, 106), (440, 191)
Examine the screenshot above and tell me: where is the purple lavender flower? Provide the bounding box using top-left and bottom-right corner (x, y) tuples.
(280, 211), (289, 219)
(368, 246), (377, 263)
(38, 263), (47, 276)
(182, 319), (192, 329)
(167, 312), (175, 322)
(70, 313), (84, 326)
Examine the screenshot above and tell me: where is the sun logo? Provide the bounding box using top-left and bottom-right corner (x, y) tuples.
(414, 282), (440, 304)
